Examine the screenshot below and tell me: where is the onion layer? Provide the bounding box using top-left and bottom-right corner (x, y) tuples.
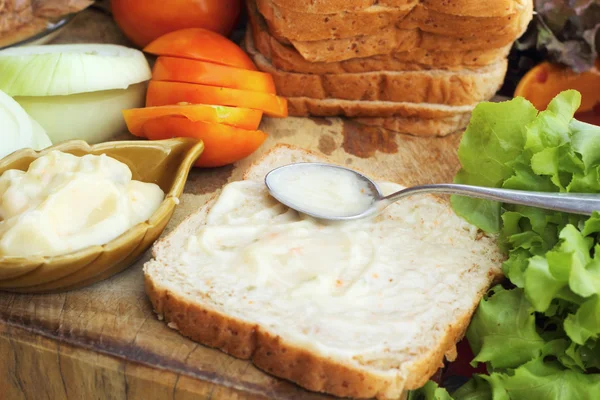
(0, 44), (151, 96)
(0, 89), (52, 159)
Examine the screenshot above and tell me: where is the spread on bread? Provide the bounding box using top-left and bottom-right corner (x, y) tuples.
(0, 151), (164, 257)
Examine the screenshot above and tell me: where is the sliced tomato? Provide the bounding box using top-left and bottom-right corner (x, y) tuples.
(152, 56), (276, 94)
(146, 81), (288, 118)
(144, 28), (256, 70)
(123, 104), (262, 137)
(142, 116), (268, 168)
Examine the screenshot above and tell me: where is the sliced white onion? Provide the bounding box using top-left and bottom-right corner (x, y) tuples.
(0, 44), (151, 96)
(16, 82), (147, 144)
(30, 116), (52, 150)
(0, 89), (52, 160)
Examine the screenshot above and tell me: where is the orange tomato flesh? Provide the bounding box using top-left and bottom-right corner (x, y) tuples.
(144, 28), (256, 70)
(142, 116), (268, 168)
(123, 104), (263, 137)
(146, 81), (288, 118)
(152, 56), (276, 94)
(515, 60), (600, 112)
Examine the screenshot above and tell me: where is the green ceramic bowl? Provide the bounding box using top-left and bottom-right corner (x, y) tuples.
(0, 138), (204, 293)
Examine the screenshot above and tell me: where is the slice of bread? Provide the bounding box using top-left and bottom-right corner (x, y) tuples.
(257, 0), (529, 42)
(144, 144), (504, 399)
(248, 0), (532, 63)
(352, 114), (472, 137)
(245, 31), (507, 107)
(269, 0), (527, 17)
(249, 0), (513, 73)
(285, 96), (476, 119)
(283, 15), (531, 64)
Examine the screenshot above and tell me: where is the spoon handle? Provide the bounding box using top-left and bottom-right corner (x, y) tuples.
(383, 184), (600, 216)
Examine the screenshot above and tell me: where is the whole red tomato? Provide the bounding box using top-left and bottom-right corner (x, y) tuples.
(111, 0), (242, 48)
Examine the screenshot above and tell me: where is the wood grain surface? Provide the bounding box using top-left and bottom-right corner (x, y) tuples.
(0, 5), (471, 400)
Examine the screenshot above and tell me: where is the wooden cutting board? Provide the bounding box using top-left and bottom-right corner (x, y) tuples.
(0, 6), (466, 400)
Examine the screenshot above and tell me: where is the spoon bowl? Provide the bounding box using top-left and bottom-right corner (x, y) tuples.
(266, 163), (600, 221)
(265, 162), (384, 220)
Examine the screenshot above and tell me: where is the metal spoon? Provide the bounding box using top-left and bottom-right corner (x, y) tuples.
(265, 162), (600, 221)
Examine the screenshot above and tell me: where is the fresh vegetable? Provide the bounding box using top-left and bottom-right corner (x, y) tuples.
(17, 83), (147, 145)
(130, 29), (284, 168)
(144, 28), (256, 70)
(525, 0), (600, 73)
(123, 104), (263, 136)
(515, 60), (600, 113)
(142, 116), (267, 168)
(411, 90), (600, 399)
(0, 89), (51, 159)
(501, 1), (599, 97)
(111, 0), (241, 48)
(0, 44), (151, 144)
(0, 44), (151, 96)
(146, 81), (288, 118)
(152, 57), (276, 93)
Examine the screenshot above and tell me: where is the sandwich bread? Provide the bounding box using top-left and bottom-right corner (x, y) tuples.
(248, 0), (514, 74)
(248, 0), (532, 63)
(144, 145), (505, 399)
(267, 0), (527, 17)
(257, 0), (531, 42)
(245, 31), (508, 107)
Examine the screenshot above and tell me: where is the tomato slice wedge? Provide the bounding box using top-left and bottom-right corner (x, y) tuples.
(142, 116), (268, 168)
(152, 56), (276, 94)
(146, 81), (288, 118)
(123, 104), (262, 137)
(144, 28), (257, 70)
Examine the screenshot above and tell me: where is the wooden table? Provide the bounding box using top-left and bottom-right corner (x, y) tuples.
(0, 5), (466, 399)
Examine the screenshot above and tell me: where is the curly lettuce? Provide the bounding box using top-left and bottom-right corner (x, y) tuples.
(411, 91), (600, 399)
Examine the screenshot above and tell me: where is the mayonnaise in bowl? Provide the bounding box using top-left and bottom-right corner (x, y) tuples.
(0, 150), (165, 258)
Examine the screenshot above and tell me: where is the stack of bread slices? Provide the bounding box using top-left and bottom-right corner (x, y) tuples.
(244, 0), (534, 137)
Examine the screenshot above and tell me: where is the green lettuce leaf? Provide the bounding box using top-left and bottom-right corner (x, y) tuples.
(451, 97), (538, 233)
(452, 377), (493, 400)
(481, 357), (600, 400)
(408, 382), (454, 400)
(466, 286), (545, 370)
(564, 295), (600, 345)
(439, 90), (600, 399)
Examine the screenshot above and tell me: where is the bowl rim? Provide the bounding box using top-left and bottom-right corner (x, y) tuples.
(0, 138), (204, 266)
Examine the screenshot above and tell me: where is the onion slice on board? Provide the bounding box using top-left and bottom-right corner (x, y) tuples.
(0, 89), (51, 160)
(0, 44), (151, 97)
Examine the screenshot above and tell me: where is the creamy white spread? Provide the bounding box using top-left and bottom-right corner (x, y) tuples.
(174, 180), (502, 362)
(267, 164), (374, 217)
(0, 151), (165, 257)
